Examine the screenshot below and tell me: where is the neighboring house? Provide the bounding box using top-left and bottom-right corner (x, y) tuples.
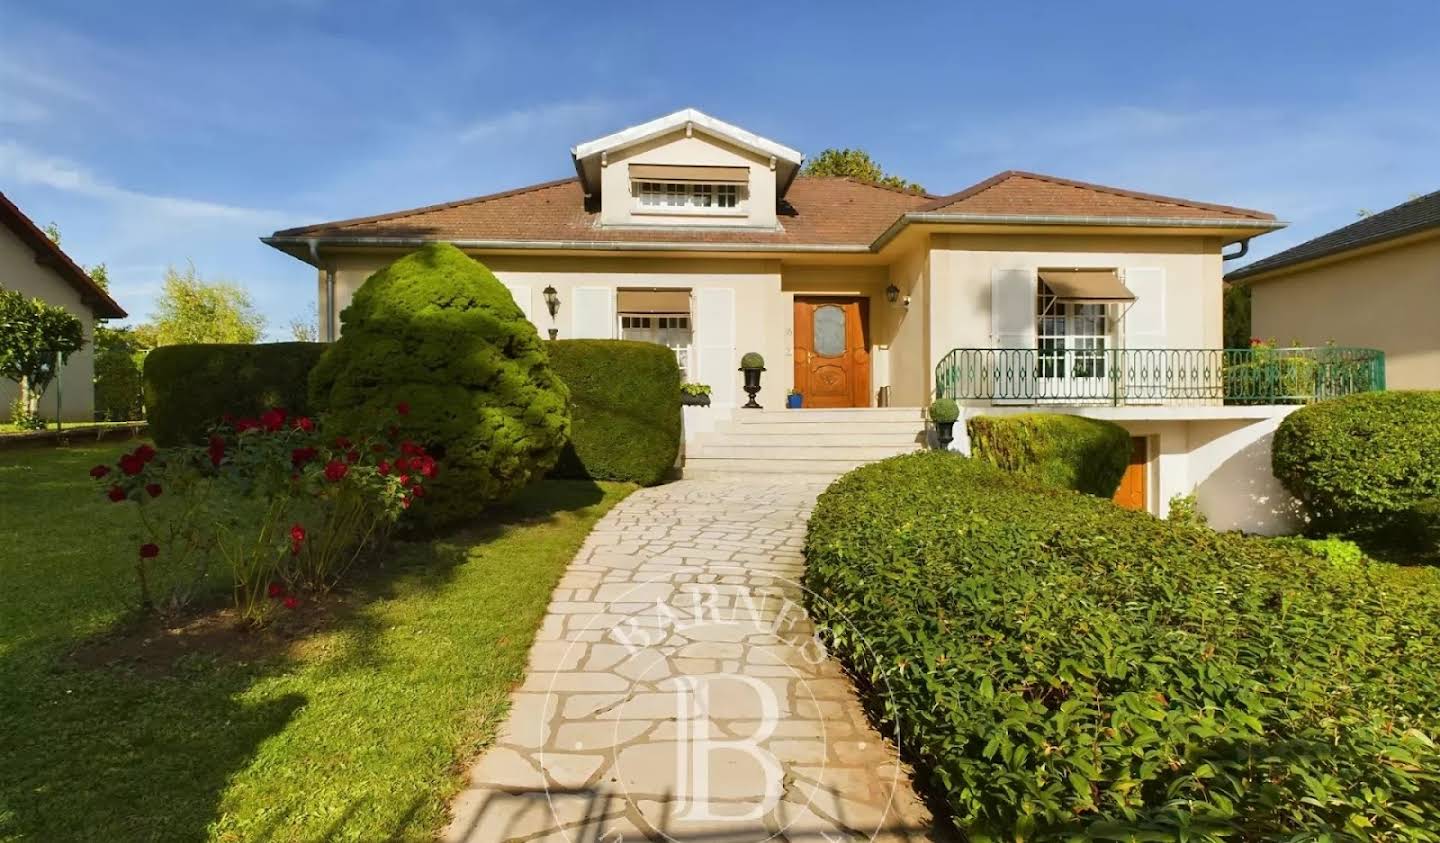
(264, 108), (1380, 533)
(1227, 189), (1440, 389)
(0, 192), (127, 422)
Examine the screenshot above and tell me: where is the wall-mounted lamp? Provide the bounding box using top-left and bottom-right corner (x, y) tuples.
(542, 285), (560, 318)
(885, 283), (900, 304)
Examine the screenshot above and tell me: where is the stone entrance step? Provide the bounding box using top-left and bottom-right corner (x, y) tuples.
(683, 406), (928, 479)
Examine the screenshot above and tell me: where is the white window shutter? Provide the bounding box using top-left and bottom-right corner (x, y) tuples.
(991, 269), (1037, 348)
(501, 283), (532, 322)
(695, 288), (736, 407)
(1123, 268), (1166, 348)
(571, 287), (614, 339)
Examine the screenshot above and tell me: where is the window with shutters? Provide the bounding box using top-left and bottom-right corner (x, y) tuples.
(619, 313), (693, 379)
(1036, 282), (1112, 378)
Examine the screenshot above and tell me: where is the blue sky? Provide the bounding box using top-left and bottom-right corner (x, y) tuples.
(3, 0), (1437, 336)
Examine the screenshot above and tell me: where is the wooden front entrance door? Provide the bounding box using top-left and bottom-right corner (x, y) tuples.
(1113, 436), (1149, 511)
(793, 297), (870, 408)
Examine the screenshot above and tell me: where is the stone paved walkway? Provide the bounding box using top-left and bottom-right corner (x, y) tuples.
(444, 476), (938, 843)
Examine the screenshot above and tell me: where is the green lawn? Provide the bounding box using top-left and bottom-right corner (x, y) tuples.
(0, 443), (632, 842)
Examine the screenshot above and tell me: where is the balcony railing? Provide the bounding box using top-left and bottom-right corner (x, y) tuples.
(934, 347), (1385, 406)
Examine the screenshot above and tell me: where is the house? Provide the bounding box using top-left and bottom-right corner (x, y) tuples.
(1227, 189), (1439, 389)
(0, 192), (127, 422)
(264, 108), (1381, 533)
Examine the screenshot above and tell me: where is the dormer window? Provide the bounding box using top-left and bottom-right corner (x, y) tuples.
(637, 181), (741, 210)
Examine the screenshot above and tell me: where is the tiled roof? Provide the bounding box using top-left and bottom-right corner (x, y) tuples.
(1226, 188), (1440, 282)
(0, 191), (126, 319)
(919, 171), (1276, 221)
(269, 171), (1275, 252)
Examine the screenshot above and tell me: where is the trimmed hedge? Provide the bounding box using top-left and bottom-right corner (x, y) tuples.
(967, 412), (1129, 497)
(309, 244), (569, 528)
(546, 340), (680, 485)
(144, 342), (327, 445)
(805, 452), (1440, 839)
(1273, 391), (1440, 541)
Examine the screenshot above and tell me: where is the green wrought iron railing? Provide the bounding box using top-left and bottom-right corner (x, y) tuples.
(934, 347), (1385, 406)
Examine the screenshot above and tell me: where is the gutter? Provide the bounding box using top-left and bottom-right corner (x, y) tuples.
(869, 212), (1287, 252)
(262, 235), (872, 255)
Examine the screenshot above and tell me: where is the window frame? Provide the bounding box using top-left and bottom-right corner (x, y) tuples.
(633, 181), (746, 216)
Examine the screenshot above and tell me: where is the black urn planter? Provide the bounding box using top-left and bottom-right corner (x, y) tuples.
(934, 420), (956, 450)
(740, 367), (765, 409)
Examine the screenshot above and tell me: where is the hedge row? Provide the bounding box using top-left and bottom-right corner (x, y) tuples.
(966, 412), (1130, 497)
(1273, 390), (1440, 547)
(545, 340), (680, 486)
(804, 452), (1440, 839)
(143, 342), (327, 446)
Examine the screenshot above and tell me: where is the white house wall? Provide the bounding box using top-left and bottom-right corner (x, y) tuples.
(0, 224), (97, 421)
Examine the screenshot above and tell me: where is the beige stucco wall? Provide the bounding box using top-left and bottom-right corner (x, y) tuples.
(883, 241), (931, 406)
(0, 225), (96, 421)
(1249, 234), (1440, 389)
(599, 131), (778, 229)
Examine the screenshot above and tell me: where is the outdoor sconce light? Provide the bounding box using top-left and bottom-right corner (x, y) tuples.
(542, 285), (560, 318)
(885, 282), (910, 308)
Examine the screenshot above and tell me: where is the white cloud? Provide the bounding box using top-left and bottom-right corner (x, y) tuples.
(458, 99), (616, 144)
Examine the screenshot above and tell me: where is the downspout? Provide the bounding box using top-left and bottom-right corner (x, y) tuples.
(1222, 238), (1250, 262)
(307, 238), (336, 341)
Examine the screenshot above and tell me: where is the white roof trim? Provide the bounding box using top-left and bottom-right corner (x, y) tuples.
(571, 108), (803, 165)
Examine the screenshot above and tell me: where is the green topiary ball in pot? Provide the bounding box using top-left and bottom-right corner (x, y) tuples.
(308, 243), (570, 528)
(739, 351), (765, 370)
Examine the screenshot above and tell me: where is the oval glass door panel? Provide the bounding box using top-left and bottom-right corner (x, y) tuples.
(813, 305), (847, 357)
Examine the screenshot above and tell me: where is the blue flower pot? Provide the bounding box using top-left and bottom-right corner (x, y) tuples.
(786, 394), (803, 409)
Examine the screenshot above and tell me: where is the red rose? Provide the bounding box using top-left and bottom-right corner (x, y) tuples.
(334, 436), (352, 450)
(398, 474), (412, 487)
(260, 408), (287, 431)
(283, 596), (300, 610)
(345, 449), (360, 464)
(412, 484), (426, 499)
(139, 543), (160, 559)
(291, 416), (315, 432)
(377, 459), (391, 476)
(134, 444), (157, 463)
(400, 496), (411, 509)
(291, 446), (317, 467)
(416, 455), (436, 478)
(394, 457), (409, 472)
(268, 582), (285, 598)
(396, 401), (410, 416)
(90, 464), (111, 478)
(107, 485), (126, 502)
(290, 523), (306, 544)
(118, 454), (145, 476)
(400, 441), (421, 457)
(145, 483), (163, 498)
(323, 460), (348, 482)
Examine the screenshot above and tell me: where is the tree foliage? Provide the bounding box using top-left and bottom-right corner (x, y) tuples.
(1223, 282), (1251, 348)
(0, 287), (86, 422)
(802, 147), (925, 193)
(93, 326), (148, 420)
(144, 263), (265, 346)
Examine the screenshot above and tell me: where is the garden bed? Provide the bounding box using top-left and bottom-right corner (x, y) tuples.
(0, 442), (632, 841)
(0, 420), (147, 449)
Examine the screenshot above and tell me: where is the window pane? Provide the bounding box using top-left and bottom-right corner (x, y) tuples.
(813, 305), (847, 357)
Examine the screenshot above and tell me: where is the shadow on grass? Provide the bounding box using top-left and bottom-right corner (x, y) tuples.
(0, 474), (611, 842)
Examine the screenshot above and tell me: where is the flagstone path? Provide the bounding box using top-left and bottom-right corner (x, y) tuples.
(443, 476), (940, 843)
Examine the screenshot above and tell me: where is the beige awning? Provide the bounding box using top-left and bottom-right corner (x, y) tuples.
(628, 163), (748, 183)
(1038, 269), (1135, 303)
(617, 289), (691, 314)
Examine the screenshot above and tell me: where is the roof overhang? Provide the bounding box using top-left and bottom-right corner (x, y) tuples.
(570, 108), (804, 198)
(0, 191), (127, 319)
(870, 212), (1287, 254)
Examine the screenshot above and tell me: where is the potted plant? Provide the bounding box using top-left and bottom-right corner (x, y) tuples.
(738, 352), (765, 409)
(930, 398), (960, 450)
(680, 383), (712, 407)
(786, 389), (803, 409)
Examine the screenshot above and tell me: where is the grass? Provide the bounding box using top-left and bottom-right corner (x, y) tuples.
(0, 443), (633, 841)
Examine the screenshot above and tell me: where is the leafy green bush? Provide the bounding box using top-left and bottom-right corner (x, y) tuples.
(805, 452), (1440, 840)
(93, 326), (147, 421)
(144, 342), (327, 446)
(1268, 535), (1368, 569)
(546, 340), (680, 486)
(1408, 498), (1440, 565)
(928, 398), (959, 423)
(967, 412), (1129, 497)
(1166, 492), (1208, 528)
(1273, 391), (1440, 540)
(308, 244), (568, 527)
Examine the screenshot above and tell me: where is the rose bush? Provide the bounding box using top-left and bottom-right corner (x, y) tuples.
(93, 402), (435, 624)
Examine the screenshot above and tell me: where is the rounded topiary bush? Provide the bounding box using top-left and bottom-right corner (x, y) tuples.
(966, 412), (1129, 497)
(1273, 390), (1440, 540)
(308, 243), (569, 527)
(805, 452), (1440, 839)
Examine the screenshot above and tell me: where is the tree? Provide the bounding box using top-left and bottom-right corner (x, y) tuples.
(39, 222), (109, 290)
(803, 148), (925, 193)
(287, 302), (319, 342)
(0, 287), (85, 425)
(144, 263), (265, 346)
(93, 325), (148, 421)
(1222, 282), (1252, 349)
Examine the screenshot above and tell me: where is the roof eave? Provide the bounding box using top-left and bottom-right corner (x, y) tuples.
(261, 234), (870, 256)
(870, 212), (1287, 252)
(1226, 223), (1440, 284)
(570, 108), (803, 168)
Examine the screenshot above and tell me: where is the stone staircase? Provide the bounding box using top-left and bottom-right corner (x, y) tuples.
(682, 407), (928, 477)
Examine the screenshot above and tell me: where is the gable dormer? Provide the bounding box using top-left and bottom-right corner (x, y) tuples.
(571, 108), (803, 229)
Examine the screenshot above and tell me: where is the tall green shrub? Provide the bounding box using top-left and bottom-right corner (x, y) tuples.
(1273, 391), (1440, 540)
(967, 412), (1129, 497)
(805, 452), (1440, 839)
(546, 340), (680, 485)
(144, 342), (326, 445)
(93, 326), (147, 421)
(308, 244), (569, 527)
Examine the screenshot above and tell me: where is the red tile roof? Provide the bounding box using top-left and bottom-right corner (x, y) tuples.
(269, 171), (1275, 252)
(0, 191), (126, 319)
